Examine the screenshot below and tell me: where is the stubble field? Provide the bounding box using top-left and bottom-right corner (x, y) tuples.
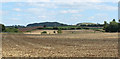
(2, 30), (118, 57)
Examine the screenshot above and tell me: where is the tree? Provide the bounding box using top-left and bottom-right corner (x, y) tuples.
(113, 19), (116, 22)
(103, 21), (108, 30)
(5, 28), (19, 33)
(0, 24), (6, 32)
(118, 19), (120, 32)
(2, 24), (5, 32)
(109, 21), (118, 32)
(14, 25), (18, 29)
(104, 19), (118, 32)
(43, 25), (46, 28)
(119, 19), (120, 22)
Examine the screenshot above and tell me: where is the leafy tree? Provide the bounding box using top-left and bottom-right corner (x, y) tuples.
(2, 24), (5, 32)
(113, 19), (116, 22)
(0, 24), (6, 32)
(118, 19), (120, 32)
(103, 21), (108, 30)
(104, 19), (119, 32)
(14, 25), (18, 29)
(109, 20), (118, 32)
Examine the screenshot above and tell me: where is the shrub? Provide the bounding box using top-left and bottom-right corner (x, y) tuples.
(57, 29), (62, 33)
(5, 28), (20, 33)
(26, 31), (31, 32)
(53, 27), (58, 30)
(41, 31), (47, 33)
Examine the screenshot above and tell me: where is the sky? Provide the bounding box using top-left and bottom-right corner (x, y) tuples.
(0, 0), (118, 26)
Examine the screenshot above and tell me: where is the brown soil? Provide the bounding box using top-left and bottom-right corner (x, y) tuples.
(2, 31), (118, 57)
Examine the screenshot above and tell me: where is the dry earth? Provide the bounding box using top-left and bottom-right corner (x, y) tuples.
(2, 30), (118, 57)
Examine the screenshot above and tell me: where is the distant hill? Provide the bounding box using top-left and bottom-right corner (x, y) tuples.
(76, 23), (96, 26)
(76, 23), (103, 27)
(27, 22), (68, 27)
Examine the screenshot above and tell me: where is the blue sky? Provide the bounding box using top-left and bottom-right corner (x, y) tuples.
(0, 0), (118, 26)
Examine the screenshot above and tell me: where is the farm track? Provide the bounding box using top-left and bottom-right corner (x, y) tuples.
(2, 33), (118, 57)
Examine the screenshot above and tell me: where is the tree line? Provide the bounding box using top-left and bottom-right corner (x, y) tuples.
(104, 19), (120, 32)
(0, 24), (20, 33)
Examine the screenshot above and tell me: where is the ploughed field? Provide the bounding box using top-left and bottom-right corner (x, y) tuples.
(2, 31), (118, 57)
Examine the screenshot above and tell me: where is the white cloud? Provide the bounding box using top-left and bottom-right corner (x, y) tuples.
(28, 2), (57, 8)
(51, 0), (118, 3)
(0, 10), (9, 16)
(0, 10), (2, 23)
(92, 4), (118, 11)
(25, 8), (45, 15)
(87, 13), (112, 23)
(16, 14), (21, 16)
(13, 1), (117, 13)
(61, 10), (83, 14)
(13, 8), (21, 12)
(1, 0), (50, 2)
(58, 2), (117, 11)
(0, 10), (2, 15)
(38, 16), (46, 18)
(52, 0), (102, 3)
(27, 0), (50, 2)
(1, 0), (118, 3)
(24, 7), (57, 16)
(11, 18), (20, 21)
(1, 0), (117, 25)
